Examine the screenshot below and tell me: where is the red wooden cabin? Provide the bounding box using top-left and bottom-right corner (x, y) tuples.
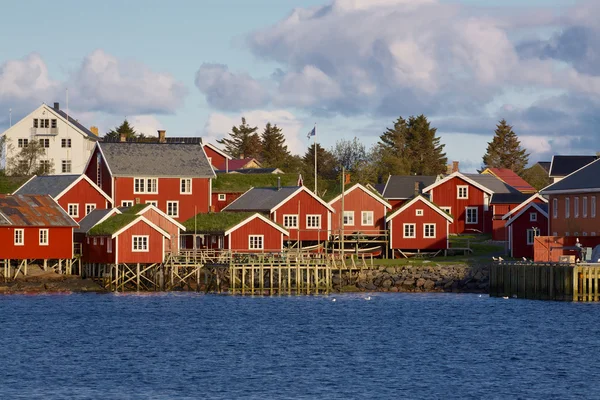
(386, 195), (454, 253)
(505, 202), (548, 259)
(84, 141), (215, 223)
(203, 142), (231, 172)
(13, 174), (112, 222)
(328, 183), (391, 234)
(0, 194), (78, 260)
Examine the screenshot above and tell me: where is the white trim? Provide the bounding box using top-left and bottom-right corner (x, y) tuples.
(441, 206), (451, 215)
(361, 210), (374, 226)
(38, 228), (49, 246)
(343, 210), (355, 226)
(465, 206), (478, 224)
(526, 229), (535, 245)
(505, 202), (549, 227)
(306, 214), (322, 229)
(248, 234), (264, 250)
(271, 186), (335, 213)
(132, 235), (149, 252)
(422, 171), (494, 195)
(166, 201), (179, 218)
(389, 219), (393, 249)
(110, 216), (170, 239)
(529, 212), (537, 222)
(328, 183), (392, 209)
(85, 203), (97, 216)
(553, 197), (558, 219)
(403, 223), (416, 238)
(386, 195), (454, 223)
(14, 229), (24, 246)
(218, 193), (226, 201)
(416, 209), (424, 216)
(203, 142), (232, 160)
(135, 204), (186, 231)
(282, 214), (299, 229)
(56, 174), (112, 203)
(457, 185), (469, 199)
(67, 203), (79, 218)
(501, 193), (548, 220)
(179, 178), (193, 195)
(423, 223), (436, 238)
(381, 175), (391, 198)
(145, 200), (158, 207)
(224, 213), (289, 236)
(121, 200), (134, 207)
(133, 177), (159, 194)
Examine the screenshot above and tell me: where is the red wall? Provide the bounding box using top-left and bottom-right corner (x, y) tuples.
(227, 217), (285, 252)
(204, 147), (227, 171)
(388, 199), (449, 250)
(534, 235), (600, 262)
(113, 177), (211, 222)
(117, 221), (165, 264)
(428, 177), (486, 234)
(388, 199), (406, 210)
(57, 178), (110, 222)
(138, 208), (179, 253)
(330, 188), (388, 234)
(0, 227), (74, 259)
(212, 192), (243, 212)
(82, 236), (116, 264)
(509, 208), (548, 259)
(272, 190), (330, 242)
(84, 146), (113, 199)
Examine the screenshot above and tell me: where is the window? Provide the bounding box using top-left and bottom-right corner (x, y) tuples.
(583, 197), (588, 218)
(68, 204), (79, 218)
(306, 215), (321, 229)
(39, 160), (51, 174)
(51, 119), (57, 128)
(62, 160), (72, 173)
(424, 223), (436, 238)
(145, 200), (158, 207)
(584, 232), (588, 236)
(167, 201), (179, 217)
(100, 237), (104, 245)
(93, 237), (97, 245)
(441, 207), (451, 215)
(39, 139), (50, 148)
(39, 229), (48, 246)
(107, 239), (112, 253)
(14, 229), (24, 245)
(343, 211), (354, 226)
(403, 223), (416, 238)
(565, 197), (570, 218)
(33, 119), (38, 128)
(574, 232), (579, 236)
(283, 214), (298, 229)
(18, 138), (28, 148)
(362, 211), (374, 226)
(530, 212), (537, 222)
(466, 207), (478, 224)
(593, 197), (597, 218)
(574, 197), (579, 218)
(565, 232), (570, 237)
(132, 236), (149, 252)
(457, 186), (468, 199)
(593, 232), (597, 237)
(61, 138), (71, 148)
(134, 178), (158, 194)
(249, 235), (264, 250)
(121, 200), (134, 207)
(218, 194), (226, 201)
(41, 119), (49, 128)
(553, 232), (557, 237)
(96, 153), (102, 187)
(85, 204), (96, 215)
(416, 209), (424, 216)
(553, 198), (558, 219)
(180, 178), (192, 194)
(526, 229), (536, 245)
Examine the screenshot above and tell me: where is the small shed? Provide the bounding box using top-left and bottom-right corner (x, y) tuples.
(505, 202), (548, 259)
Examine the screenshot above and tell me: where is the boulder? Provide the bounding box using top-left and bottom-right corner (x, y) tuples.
(416, 278), (426, 288)
(423, 280), (436, 290)
(382, 279), (393, 288)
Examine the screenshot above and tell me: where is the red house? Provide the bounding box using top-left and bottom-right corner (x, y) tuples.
(182, 212), (289, 252)
(505, 202), (548, 259)
(84, 140), (215, 222)
(212, 191), (244, 212)
(380, 175), (438, 209)
(0, 194), (78, 260)
(13, 174), (112, 222)
(386, 195), (454, 253)
(328, 183), (391, 234)
(223, 186), (334, 246)
(203, 142), (231, 172)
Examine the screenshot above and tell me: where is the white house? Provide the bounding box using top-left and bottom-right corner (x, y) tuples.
(0, 102), (99, 174)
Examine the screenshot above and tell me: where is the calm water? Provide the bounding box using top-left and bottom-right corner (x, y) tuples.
(0, 293), (599, 399)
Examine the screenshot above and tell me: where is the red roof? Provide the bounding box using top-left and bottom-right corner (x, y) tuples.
(0, 194), (78, 227)
(485, 168), (536, 193)
(228, 158), (261, 171)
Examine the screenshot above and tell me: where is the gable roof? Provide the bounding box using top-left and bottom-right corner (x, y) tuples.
(328, 183), (391, 209)
(96, 142), (215, 178)
(76, 208), (120, 233)
(120, 203), (186, 231)
(501, 193), (548, 220)
(386, 195), (454, 223)
(228, 158), (261, 171)
(549, 155), (597, 178)
(505, 202), (549, 227)
(382, 175), (438, 199)
(223, 186), (335, 213)
(53, 107), (98, 140)
(88, 213), (169, 239)
(0, 194), (78, 227)
(368, 183), (386, 195)
(542, 158), (600, 194)
(203, 143), (231, 160)
(463, 174), (522, 194)
(482, 168), (536, 193)
(13, 174), (111, 203)
(536, 161), (551, 174)
(423, 172), (503, 195)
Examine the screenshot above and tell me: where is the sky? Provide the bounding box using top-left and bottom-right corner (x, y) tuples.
(0, 0), (597, 172)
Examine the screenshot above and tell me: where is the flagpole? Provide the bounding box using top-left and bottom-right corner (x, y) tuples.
(314, 123), (317, 194)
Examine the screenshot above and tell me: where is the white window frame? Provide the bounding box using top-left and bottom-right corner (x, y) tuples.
(180, 178), (192, 195)
(85, 203), (96, 216)
(100, 237), (104, 245)
(361, 211), (374, 226)
(457, 185), (469, 199)
(14, 229), (24, 246)
(107, 239), (113, 253)
(574, 197), (579, 218)
(403, 223), (416, 238)
(565, 197), (570, 218)
(39, 138), (50, 148)
(553, 232), (557, 237)
(423, 223), (436, 238)
(145, 200), (158, 207)
(441, 207), (451, 215)
(526, 229), (535, 245)
(306, 215), (321, 229)
(553, 198), (558, 219)
(93, 237), (97, 245)
(133, 178), (158, 194)
(61, 160), (72, 173)
(18, 138), (28, 148)
(416, 209), (424, 216)
(565, 232), (570, 237)
(39, 229), (48, 246)
(466, 207), (478, 224)
(343, 211), (355, 226)
(530, 212), (537, 222)
(583, 232), (588, 236)
(61, 138), (72, 148)
(592, 196), (596, 218)
(132, 235), (149, 252)
(583, 197), (588, 218)
(167, 201), (179, 218)
(218, 194), (226, 201)
(121, 200), (134, 207)
(248, 235), (264, 250)
(68, 203), (79, 218)
(592, 232), (596, 237)
(283, 214), (299, 229)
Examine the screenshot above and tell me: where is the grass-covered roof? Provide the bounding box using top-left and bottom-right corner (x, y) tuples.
(0, 175), (32, 194)
(88, 214), (139, 236)
(183, 212), (264, 234)
(212, 173), (299, 193)
(120, 203), (150, 214)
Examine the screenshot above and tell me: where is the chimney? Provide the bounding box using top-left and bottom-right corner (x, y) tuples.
(344, 173), (351, 185)
(120, 133), (126, 142)
(240, 153), (245, 159)
(90, 126), (99, 136)
(277, 176), (281, 191)
(452, 161), (459, 173)
(414, 181), (421, 196)
(158, 130), (166, 143)
(53, 102), (59, 111)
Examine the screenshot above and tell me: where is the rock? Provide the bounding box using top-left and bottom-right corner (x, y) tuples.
(385, 267), (396, 274)
(382, 279), (393, 288)
(389, 286), (399, 292)
(416, 278), (426, 288)
(402, 279), (415, 287)
(423, 280), (435, 290)
(473, 271), (483, 281)
(365, 282), (377, 291)
(444, 280), (454, 289)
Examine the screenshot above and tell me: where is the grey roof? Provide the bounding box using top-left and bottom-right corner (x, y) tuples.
(490, 192), (530, 204)
(13, 175), (80, 198)
(463, 174), (521, 194)
(54, 109), (98, 140)
(371, 183), (386, 195)
(99, 142), (215, 178)
(101, 137), (203, 144)
(542, 158), (600, 193)
(76, 209), (116, 233)
(223, 187), (301, 212)
(230, 168), (284, 174)
(549, 155), (597, 177)
(382, 176), (437, 199)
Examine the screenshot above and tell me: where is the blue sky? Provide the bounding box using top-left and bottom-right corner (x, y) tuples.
(0, 0), (597, 172)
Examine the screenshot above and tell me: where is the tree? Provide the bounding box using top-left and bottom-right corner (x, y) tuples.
(217, 117), (262, 159)
(260, 123), (290, 167)
(0, 135), (6, 173)
(8, 141), (54, 176)
(521, 163), (551, 191)
(482, 119), (529, 175)
(104, 119), (138, 140)
(301, 143), (337, 192)
(332, 138), (367, 174)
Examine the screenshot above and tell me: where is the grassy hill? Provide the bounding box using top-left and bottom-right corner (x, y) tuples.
(212, 173), (300, 192)
(0, 175), (31, 194)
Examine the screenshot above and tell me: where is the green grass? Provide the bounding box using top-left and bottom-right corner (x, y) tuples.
(212, 173), (300, 192)
(183, 212), (263, 234)
(89, 214), (139, 236)
(120, 203), (150, 214)
(0, 175), (31, 194)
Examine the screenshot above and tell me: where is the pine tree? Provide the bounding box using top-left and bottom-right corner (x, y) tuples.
(301, 143), (337, 191)
(217, 117), (262, 159)
(375, 117), (410, 176)
(521, 164), (551, 190)
(105, 120), (137, 140)
(260, 123), (290, 167)
(482, 119), (529, 174)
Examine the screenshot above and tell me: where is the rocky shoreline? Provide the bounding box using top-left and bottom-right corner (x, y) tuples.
(0, 273), (104, 294)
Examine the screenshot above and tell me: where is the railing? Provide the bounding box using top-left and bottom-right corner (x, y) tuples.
(30, 127), (59, 135)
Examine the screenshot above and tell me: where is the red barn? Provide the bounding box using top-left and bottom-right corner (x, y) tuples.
(182, 212), (288, 252)
(505, 202), (548, 259)
(328, 183), (391, 234)
(0, 194), (78, 260)
(13, 174), (111, 222)
(386, 195), (454, 253)
(380, 175), (438, 209)
(84, 140), (215, 222)
(203, 142), (231, 172)
(223, 186), (334, 246)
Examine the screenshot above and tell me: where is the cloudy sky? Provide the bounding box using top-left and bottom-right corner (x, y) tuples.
(0, 0), (596, 171)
